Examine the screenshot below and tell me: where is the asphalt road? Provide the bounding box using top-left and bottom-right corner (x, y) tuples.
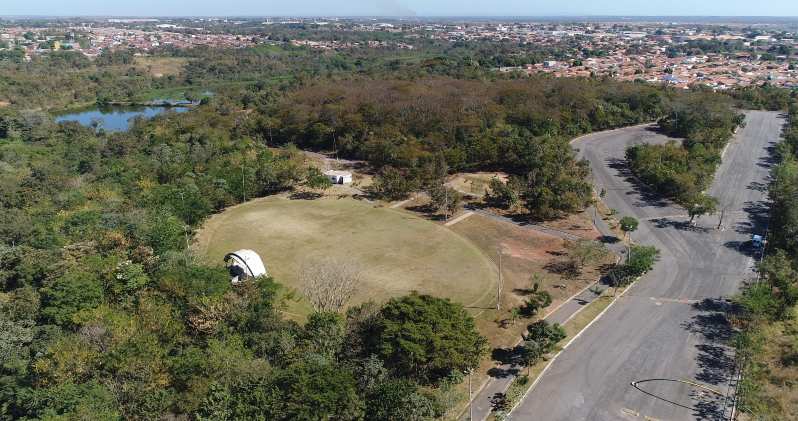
(508, 111), (784, 421)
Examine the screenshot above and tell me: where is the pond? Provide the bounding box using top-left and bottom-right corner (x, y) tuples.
(54, 105), (190, 132)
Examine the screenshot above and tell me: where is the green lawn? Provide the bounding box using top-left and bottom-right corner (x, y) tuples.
(193, 196), (498, 315)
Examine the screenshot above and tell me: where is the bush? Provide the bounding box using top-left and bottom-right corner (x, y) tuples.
(609, 245), (659, 287)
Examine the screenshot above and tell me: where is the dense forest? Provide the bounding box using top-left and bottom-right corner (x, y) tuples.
(735, 100), (798, 419)
(261, 77), (733, 218)
(0, 102), (493, 419)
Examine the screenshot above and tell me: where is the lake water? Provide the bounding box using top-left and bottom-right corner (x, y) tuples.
(55, 105), (190, 132)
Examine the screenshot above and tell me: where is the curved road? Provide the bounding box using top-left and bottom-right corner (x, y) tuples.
(509, 111), (783, 421)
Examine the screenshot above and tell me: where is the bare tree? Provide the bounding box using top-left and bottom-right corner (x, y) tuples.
(299, 258), (363, 313)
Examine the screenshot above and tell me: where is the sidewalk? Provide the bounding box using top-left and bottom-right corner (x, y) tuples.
(462, 205), (620, 421)
(463, 282), (606, 421)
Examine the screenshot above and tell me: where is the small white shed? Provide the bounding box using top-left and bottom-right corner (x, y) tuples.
(224, 249), (268, 284)
(324, 170), (353, 184)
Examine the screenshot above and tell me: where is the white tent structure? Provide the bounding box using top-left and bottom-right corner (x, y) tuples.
(324, 170), (353, 184)
(224, 249), (268, 284)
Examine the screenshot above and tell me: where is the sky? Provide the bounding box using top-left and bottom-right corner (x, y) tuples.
(3, 0), (798, 17)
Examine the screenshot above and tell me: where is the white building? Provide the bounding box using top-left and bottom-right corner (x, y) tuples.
(224, 249), (267, 284)
(324, 170), (353, 184)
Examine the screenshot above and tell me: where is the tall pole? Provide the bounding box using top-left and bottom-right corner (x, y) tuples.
(718, 207), (726, 231)
(444, 188), (449, 222)
(497, 249), (503, 311)
(178, 191), (189, 251)
(468, 370), (473, 421)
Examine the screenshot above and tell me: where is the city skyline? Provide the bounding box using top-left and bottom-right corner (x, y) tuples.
(3, 0), (798, 18)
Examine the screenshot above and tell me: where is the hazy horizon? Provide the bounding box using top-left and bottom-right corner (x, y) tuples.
(3, 0), (798, 19)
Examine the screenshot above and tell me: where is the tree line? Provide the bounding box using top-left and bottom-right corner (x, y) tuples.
(734, 97), (798, 419)
(258, 76), (719, 219)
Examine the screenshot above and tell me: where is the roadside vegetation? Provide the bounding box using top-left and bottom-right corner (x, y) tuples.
(734, 98), (798, 419)
(625, 92), (743, 213)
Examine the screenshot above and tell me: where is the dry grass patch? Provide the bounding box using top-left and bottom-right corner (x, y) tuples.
(450, 213), (604, 328)
(447, 172), (508, 198)
(134, 56), (188, 77)
(192, 196), (498, 317)
(444, 213), (612, 419)
(738, 309), (798, 419)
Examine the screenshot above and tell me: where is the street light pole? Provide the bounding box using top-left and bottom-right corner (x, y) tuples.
(497, 249), (503, 311)
(468, 369), (474, 421)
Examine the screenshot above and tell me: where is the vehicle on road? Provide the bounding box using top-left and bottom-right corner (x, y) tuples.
(751, 234), (765, 250)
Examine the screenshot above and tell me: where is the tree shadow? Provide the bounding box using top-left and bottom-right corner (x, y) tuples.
(722, 240), (760, 258)
(405, 203), (449, 221)
(682, 299), (737, 382)
(490, 392), (511, 413)
(746, 181), (768, 193)
(674, 298), (741, 419)
(606, 157), (672, 208)
(599, 235), (621, 244)
(487, 366), (520, 379)
(650, 217), (711, 233)
(490, 346), (524, 379)
(543, 260), (579, 279)
(734, 199), (770, 236)
(289, 191), (323, 200)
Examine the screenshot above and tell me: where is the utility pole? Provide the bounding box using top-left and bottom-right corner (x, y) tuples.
(468, 369), (474, 421)
(444, 187), (449, 222)
(333, 131), (339, 163)
(178, 191), (189, 250)
(241, 165), (246, 202)
(497, 249), (503, 311)
(717, 207), (727, 231)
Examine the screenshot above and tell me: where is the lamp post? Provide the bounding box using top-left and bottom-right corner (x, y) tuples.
(467, 368), (474, 421)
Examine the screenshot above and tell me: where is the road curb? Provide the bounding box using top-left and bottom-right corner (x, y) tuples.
(505, 277), (639, 419)
(459, 276), (607, 421)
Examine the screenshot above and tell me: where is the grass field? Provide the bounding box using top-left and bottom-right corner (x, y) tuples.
(193, 196), (499, 315)
(133, 57), (188, 77)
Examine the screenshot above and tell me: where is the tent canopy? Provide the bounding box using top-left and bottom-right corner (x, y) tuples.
(224, 249), (267, 283)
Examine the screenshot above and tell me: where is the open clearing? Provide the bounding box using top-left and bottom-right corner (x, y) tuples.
(193, 196), (498, 313)
(133, 56), (188, 77)
(447, 172), (508, 198)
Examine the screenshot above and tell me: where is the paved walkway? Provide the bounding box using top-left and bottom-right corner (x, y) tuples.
(461, 204), (622, 421)
(445, 211), (475, 226)
(463, 281), (608, 421)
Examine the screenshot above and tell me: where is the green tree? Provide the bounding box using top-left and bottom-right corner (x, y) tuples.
(268, 360), (365, 420)
(369, 293), (488, 384)
(757, 250), (798, 316)
(372, 166), (414, 200)
(686, 194), (718, 224)
(567, 240), (609, 272)
(366, 379), (437, 421)
(519, 284), (552, 318)
(301, 311), (346, 361)
(427, 184), (462, 220)
(40, 270), (104, 326)
(485, 177), (519, 209)
(519, 320), (565, 375)
(619, 216), (639, 242)
(304, 167), (333, 191)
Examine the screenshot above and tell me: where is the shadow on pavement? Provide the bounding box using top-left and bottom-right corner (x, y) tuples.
(606, 157), (672, 208)
(679, 298), (740, 420)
